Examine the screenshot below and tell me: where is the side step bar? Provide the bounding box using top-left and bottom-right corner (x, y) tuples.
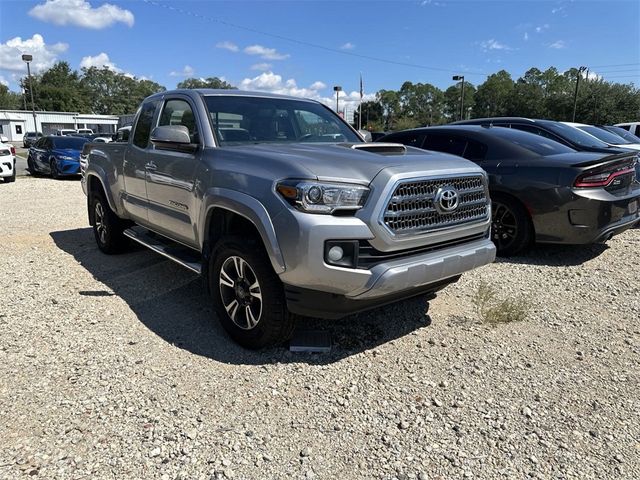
(123, 226), (203, 274)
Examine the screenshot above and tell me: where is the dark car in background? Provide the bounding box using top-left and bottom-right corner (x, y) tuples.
(453, 117), (631, 155)
(23, 131), (43, 148)
(600, 125), (640, 144)
(378, 125), (640, 255)
(27, 135), (90, 179)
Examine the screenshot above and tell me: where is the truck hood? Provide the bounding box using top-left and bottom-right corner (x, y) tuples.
(218, 143), (478, 183)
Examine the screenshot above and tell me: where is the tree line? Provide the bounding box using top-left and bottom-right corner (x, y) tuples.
(356, 67), (640, 131)
(0, 62), (638, 128)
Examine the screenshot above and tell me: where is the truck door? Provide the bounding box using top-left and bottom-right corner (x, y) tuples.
(145, 97), (200, 247)
(122, 99), (159, 223)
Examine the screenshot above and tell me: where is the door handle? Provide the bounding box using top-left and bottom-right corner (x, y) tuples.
(145, 161), (157, 171)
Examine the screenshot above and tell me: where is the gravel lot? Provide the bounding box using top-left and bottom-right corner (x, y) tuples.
(1, 177), (639, 480)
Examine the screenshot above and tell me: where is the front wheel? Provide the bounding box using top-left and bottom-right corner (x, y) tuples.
(50, 159), (60, 179)
(210, 236), (296, 349)
(491, 194), (533, 256)
(4, 161), (16, 183)
(90, 191), (130, 254)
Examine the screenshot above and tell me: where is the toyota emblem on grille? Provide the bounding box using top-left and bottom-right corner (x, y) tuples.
(435, 186), (459, 213)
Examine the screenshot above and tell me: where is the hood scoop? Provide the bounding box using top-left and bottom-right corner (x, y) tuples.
(342, 143), (407, 155)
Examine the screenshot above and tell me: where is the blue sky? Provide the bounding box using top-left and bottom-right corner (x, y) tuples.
(1, 0), (639, 110)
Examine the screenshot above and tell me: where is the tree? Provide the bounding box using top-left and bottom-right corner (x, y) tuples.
(377, 90), (401, 130)
(353, 101), (384, 131)
(444, 81), (475, 121)
(0, 84), (22, 109)
(81, 67), (165, 114)
(177, 77), (235, 89)
(34, 61), (89, 112)
(398, 81), (445, 126)
(473, 70), (515, 118)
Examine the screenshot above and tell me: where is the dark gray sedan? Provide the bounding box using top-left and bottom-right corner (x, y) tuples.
(379, 126), (640, 255)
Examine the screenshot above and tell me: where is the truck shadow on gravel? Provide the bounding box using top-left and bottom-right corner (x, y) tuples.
(51, 228), (432, 365)
(496, 243), (609, 267)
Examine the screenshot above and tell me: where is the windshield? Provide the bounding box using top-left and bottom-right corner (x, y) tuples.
(203, 95), (361, 145)
(488, 127), (575, 156)
(52, 137), (89, 149)
(603, 125), (640, 144)
(541, 121), (610, 148)
(578, 125), (632, 145)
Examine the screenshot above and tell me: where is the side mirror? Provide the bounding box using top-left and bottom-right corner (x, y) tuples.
(150, 125), (197, 152)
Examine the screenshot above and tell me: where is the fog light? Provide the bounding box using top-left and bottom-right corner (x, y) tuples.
(328, 246), (344, 262)
(324, 240), (359, 268)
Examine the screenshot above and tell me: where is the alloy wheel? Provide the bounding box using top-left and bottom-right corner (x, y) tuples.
(491, 201), (518, 252)
(94, 201), (107, 245)
(219, 256), (263, 330)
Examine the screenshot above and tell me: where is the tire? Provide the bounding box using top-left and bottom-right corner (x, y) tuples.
(491, 193), (533, 256)
(4, 161), (16, 183)
(50, 158), (60, 179)
(27, 155), (38, 176)
(89, 189), (130, 254)
(209, 235), (296, 349)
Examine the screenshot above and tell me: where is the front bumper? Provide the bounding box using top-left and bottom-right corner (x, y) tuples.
(0, 157), (14, 178)
(274, 206), (495, 318)
(55, 158), (81, 176)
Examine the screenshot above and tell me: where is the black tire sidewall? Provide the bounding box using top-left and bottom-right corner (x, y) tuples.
(209, 237), (293, 349)
(491, 194), (532, 256)
(90, 192), (127, 254)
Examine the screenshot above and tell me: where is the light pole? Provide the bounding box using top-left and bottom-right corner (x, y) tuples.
(22, 54), (38, 133)
(452, 75), (465, 121)
(333, 85), (342, 115)
(572, 66), (587, 122)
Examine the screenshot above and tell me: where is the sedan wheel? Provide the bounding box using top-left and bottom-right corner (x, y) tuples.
(50, 159), (60, 179)
(490, 195), (533, 256)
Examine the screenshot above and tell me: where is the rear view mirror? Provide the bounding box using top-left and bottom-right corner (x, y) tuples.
(150, 125), (197, 152)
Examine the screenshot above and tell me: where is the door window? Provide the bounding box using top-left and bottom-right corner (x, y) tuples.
(133, 100), (158, 149)
(158, 99), (199, 144)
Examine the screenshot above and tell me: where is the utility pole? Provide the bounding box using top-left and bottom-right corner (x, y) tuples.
(572, 66), (587, 122)
(22, 54), (38, 133)
(333, 85), (342, 115)
(452, 75), (465, 121)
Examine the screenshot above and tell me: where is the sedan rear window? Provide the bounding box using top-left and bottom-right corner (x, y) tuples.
(578, 125), (633, 145)
(484, 127), (576, 156)
(540, 121), (610, 149)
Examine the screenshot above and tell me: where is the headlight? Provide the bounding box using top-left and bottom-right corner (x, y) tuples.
(277, 180), (369, 214)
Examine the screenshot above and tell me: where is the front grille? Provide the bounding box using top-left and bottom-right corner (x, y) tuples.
(383, 175), (489, 235)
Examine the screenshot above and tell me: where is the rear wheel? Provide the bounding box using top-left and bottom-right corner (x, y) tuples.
(90, 190), (130, 254)
(4, 161), (15, 183)
(491, 194), (533, 256)
(210, 236), (296, 349)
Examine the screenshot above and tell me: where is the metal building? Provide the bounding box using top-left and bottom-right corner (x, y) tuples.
(0, 110), (119, 142)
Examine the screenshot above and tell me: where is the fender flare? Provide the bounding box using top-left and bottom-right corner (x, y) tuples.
(201, 188), (286, 274)
(85, 168), (119, 214)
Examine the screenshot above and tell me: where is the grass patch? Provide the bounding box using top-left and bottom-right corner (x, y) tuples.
(472, 281), (531, 325)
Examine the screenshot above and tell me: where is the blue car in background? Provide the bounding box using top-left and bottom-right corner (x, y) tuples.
(27, 135), (89, 179)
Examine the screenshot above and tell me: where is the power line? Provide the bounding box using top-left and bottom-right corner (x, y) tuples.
(593, 68), (640, 74)
(588, 62), (640, 68)
(140, 0), (489, 76)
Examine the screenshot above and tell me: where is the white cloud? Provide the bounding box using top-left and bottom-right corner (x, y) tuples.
(549, 40), (566, 49)
(479, 39), (513, 52)
(244, 45), (289, 60)
(0, 34), (68, 73)
(29, 0), (134, 29)
(523, 32), (529, 41)
(0, 75), (8, 87)
(340, 42), (355, 50)
(216, 41), (239, 52)
(238, 71), (374, 112)
(251, 62), (272, 71)
(552, 5), (566, 15)
(535, 24), (550, 33)
(169, 65), (195, 77)
(80, 52), (120, 71)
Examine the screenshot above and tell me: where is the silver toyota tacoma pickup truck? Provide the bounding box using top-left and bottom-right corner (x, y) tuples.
(81, 89), (496, 348)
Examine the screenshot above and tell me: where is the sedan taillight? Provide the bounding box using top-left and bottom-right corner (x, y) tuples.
(574, 159), (637, 188)
(10, 146), (15, 155)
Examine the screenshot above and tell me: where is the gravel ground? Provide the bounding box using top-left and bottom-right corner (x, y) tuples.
(1, 177), (639, 480)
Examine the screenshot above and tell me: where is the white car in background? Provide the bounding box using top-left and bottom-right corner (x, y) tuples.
(615, 122), (640, 137)
(561, 122), (640, 152)
(0, 141), (16, 183)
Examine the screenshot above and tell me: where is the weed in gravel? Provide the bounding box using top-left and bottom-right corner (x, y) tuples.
(472, 281), (531, 325)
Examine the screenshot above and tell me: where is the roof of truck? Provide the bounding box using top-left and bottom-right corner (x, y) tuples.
(155, 89), (319, 103)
